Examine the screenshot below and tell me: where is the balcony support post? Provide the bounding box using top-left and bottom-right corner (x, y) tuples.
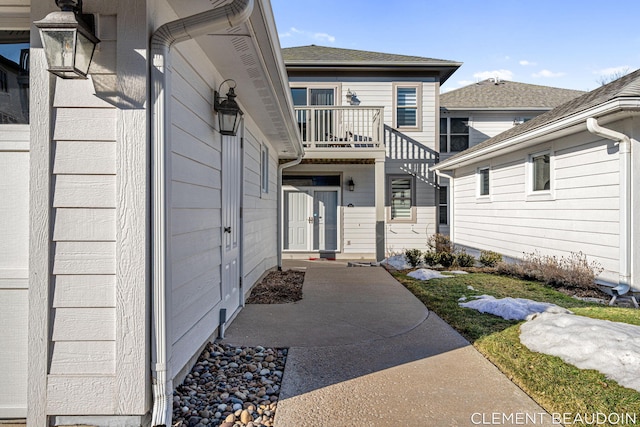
(375, 157), (385, 262)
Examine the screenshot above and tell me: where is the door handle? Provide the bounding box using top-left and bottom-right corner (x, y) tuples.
(308, 217), (314, 223)
(224, 226), (232, 233)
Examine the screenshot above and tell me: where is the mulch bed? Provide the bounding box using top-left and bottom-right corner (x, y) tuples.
(246, 270), (305, 304)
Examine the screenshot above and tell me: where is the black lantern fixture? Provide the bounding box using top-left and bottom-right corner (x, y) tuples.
(348, 177), (355, 192)
(214, 79), (244, 136)
(35, 0), (100, 79)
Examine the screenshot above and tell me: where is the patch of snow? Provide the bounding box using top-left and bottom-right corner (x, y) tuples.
(467, 285), (475, 291)
(407, 268), (452, 280)
(448, 270), (469, 275)
(459, 295), (571, 321)
(382, 255), (411, 270)
(520, 313), (640, 392)
(458, 296), (467, 302)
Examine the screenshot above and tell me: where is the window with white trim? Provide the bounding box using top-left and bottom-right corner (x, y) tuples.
(440, 117), (469, 152)
(438, 186), (448, 225)
(478, 167), (490, 196)
(394, 83), (421, 130)
(261, 144), (269, 194)
(389, 177), (414, 220)
(531, 153), (550, 192)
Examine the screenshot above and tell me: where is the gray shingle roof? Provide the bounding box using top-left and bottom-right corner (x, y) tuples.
(282, 45), (460, 66)
(440, 69), (640, 165)
(440, 79), (585, 110)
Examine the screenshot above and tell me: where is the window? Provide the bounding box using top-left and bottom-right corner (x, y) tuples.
(0, 34), (30, 124)
(261, 145), (269, 194)
(440, 117), (469, 152)
(394, 83), (421, 130)
(438, 186), (448, 225)
(531, 153), (550, 191)
(389, 177), (413, 220)
(478, 167), (490, 196)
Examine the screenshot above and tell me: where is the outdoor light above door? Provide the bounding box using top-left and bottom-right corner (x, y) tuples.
(35, 0), (100, 79)
(348, 177), (355, 191)
(214, 79), (244, 136)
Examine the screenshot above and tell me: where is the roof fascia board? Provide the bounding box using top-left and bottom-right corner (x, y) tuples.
(433, 98), (640, 171)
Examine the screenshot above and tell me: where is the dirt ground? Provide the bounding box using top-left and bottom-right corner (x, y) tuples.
(246, 270), (305, 304)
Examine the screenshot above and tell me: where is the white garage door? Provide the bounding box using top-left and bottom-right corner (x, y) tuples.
(0, 125), (29, 418)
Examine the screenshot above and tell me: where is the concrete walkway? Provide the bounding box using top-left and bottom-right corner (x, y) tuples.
(223, 261), (553, 426)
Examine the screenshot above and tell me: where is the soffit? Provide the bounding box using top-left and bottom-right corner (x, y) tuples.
(165, 0), (302, 157)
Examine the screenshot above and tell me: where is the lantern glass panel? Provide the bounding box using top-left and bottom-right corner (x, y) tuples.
(40, 29), (76, 70)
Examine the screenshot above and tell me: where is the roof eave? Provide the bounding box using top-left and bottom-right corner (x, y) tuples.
(440, 107), (552, 112)
(432, 98), (640, 171)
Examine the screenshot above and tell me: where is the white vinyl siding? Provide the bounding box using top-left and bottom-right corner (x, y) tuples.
(169, 45), (224, 377)
(452, 130), (622, 283)
(243, 129), (279, 290)
(48, 76), (118, 415)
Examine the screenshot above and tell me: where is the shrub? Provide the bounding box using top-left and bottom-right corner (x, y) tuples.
(404, 248), (423, 267)
(479, 250), (503, 267)
(455, 250), (476, 268)
(438, 252), (455, 268)
(423, 251), (440, 267)
(497, 251), (603, 290)
(427, 233), (453, 254)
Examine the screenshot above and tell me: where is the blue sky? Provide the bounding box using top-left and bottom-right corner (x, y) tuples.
(272, 0), (640, 93)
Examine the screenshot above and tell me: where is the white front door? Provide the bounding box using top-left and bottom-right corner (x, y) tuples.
(221, 133), (241, 314)
(313, 191), (338, 251)
(285, 188), (339, 252)
(285, 190), (312, 251)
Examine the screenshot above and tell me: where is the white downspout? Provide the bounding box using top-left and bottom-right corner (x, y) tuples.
(150, 1), (254, 426)
(586, 117), (632, 287)
(435, 169), (455, 243)
(277, 155), (303, 270)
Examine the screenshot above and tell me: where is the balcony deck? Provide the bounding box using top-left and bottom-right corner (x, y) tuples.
(294, 106), (386, 160)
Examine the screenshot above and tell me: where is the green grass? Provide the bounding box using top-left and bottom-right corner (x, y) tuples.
(393, 271), (640, 427)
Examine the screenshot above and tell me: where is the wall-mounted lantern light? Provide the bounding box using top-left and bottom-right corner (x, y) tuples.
(348, 177), (355, 192)
(214, 79), (244, 136)
(346, 89), (360, 106)
(35, 0), (100, 79)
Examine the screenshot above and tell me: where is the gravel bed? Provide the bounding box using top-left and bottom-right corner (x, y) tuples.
(173, 342), (287, 427)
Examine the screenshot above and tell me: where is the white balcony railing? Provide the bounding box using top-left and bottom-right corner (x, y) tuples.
(294, 106), (384, 150)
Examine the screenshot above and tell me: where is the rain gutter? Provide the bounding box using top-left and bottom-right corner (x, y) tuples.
(586, 117), (632, 289)
(149, 1), (254, 425)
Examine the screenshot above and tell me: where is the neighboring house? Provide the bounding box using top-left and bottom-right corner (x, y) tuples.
(437, 79), (585, 232)
(280, 45), (461, 259)
(0, 0), (302, 426)
(432, 70), (640, 291)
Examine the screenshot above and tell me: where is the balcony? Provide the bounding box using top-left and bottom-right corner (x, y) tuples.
(294, 106), (385, 160)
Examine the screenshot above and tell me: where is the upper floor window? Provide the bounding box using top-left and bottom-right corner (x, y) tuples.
(440, 117), (469, 152)
(393, 83), (421, 131)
